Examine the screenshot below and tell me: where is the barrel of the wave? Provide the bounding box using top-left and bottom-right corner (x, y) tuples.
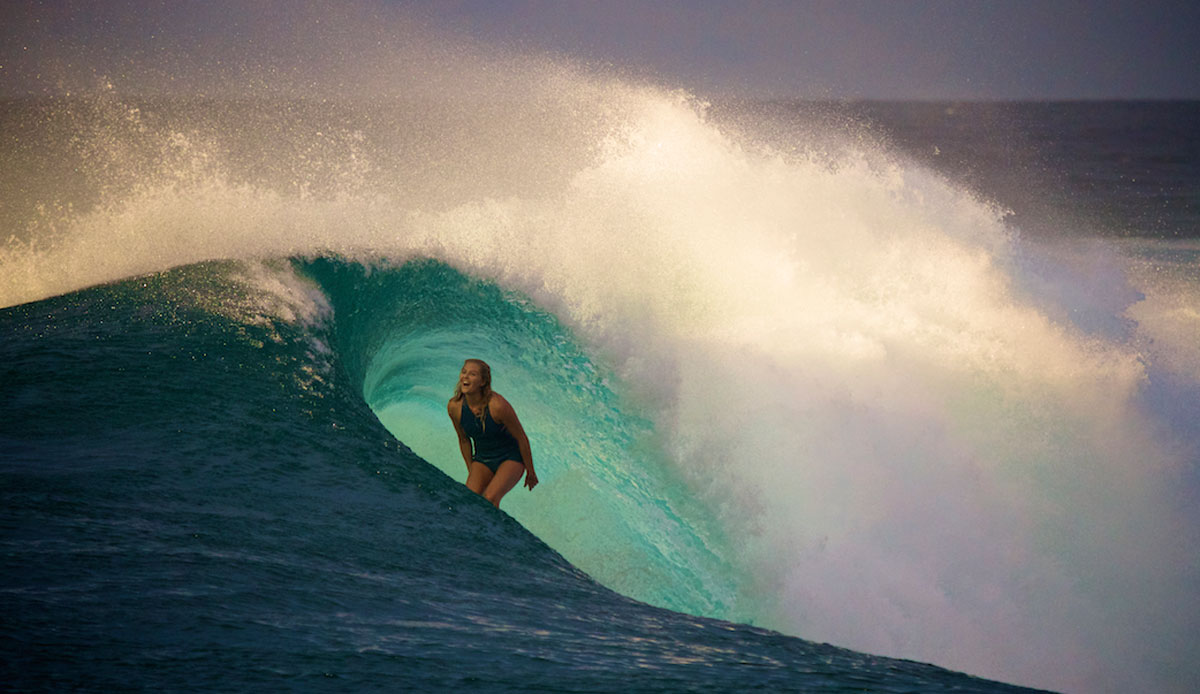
(300, 257), (747, 623)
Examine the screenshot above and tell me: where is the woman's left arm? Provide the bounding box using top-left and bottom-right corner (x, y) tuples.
(494, 395), (537, 490)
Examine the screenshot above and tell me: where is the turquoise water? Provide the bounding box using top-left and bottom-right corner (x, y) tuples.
(307, 257), (747, 619)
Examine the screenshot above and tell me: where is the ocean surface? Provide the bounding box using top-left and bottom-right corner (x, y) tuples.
(2, 72), (1198, 694)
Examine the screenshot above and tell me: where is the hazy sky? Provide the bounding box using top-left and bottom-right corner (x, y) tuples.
(3, 0), (1198, 100)
(404, 0), (1200, 99)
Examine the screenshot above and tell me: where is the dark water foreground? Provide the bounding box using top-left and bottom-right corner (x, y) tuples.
(0, 260), (1047, 693)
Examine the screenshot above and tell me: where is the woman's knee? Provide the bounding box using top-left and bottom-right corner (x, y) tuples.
(483, 481), (515, 507)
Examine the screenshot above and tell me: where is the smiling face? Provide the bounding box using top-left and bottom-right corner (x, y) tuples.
(460, 363), (483, 393)
(458, 359), (491, 397)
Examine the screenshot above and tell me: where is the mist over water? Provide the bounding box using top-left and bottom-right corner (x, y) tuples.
(3, 4), (1198, 693)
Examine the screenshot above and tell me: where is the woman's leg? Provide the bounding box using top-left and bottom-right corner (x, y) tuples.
(482, 460), (526, 508)
(466, 461), (494, 495)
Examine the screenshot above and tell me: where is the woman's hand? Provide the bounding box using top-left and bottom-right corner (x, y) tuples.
(524, 469), (539, 491)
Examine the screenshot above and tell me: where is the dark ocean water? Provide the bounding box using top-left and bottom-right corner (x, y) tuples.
(2, 92), (1198, 694)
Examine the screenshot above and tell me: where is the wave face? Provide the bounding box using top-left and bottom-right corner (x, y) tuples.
(2, 5), (1199, 693)
(0, 260), (1041, 694)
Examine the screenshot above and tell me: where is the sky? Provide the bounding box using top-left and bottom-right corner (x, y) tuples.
(401, 0), (1199, 100)
(2, 0), (1198, 100)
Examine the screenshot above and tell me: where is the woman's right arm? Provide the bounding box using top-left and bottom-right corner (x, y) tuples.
(447, 399), (473, 472)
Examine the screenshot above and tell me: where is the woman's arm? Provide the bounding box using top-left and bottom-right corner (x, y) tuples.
(491, 394), (537, 490)
(447, 399), (473, 472)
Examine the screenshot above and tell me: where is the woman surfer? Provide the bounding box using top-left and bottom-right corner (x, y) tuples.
(448, 359), (538, 508)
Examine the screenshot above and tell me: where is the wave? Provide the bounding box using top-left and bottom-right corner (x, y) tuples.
(2, 258), (1053, 693)
(2, 13), (1199, 691)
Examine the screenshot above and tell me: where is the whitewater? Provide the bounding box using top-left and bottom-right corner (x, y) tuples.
(2, 5), (1198, 693)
